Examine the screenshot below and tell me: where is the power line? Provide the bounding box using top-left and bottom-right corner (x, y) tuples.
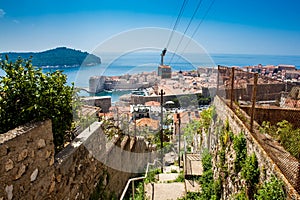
(168, 0), (204, 65)
(173, 0), (216, 64)
(166, 0), (189, 49)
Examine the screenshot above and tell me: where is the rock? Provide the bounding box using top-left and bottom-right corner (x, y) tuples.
(18, 149), (28, 162)
(31, 150), (35, 158)
(37, 139), (46, 149)
(5, 185), (13, 200)
(49, 156), (54, 166)
(48, 181), (55, 194)
(30, 168), (39, 182)
(15, 164), (26, 180)
(56, 174), (62, 183)
(0, 146), (8, 156)
(45, 150), (51, 159)
(5, 159), (14, 171)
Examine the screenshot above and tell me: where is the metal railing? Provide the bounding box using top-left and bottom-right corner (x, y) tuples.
(120, 159), (162, 200)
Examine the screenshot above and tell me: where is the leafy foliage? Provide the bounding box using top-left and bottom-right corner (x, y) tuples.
(233, 132), (247, 173)
(0, 57), (76, 152)
(1, 47), (101, 67)
(144, 168), (160, 184)
(233, 189), (248, 200)
(260, 120), (300, 159)
(198, 149), (221, 200)
(241, 153), (260, 198)
(174, 171), (185, 182)
(200, 106), (215, 132)
(255, 176), (286, 200)
(183, 119), (202, 147)
(128, 181), (144, 200)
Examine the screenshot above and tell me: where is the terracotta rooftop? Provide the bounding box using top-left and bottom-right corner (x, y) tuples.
(79, 105), (100, 117)
(145, 101), (161, 106)
(136, 118), (159, 130)
(159, 65), (171, 69)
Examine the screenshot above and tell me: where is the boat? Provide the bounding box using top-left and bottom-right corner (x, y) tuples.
(104, 89), (113, 93)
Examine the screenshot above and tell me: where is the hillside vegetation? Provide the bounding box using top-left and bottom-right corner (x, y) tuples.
(1, 47), (101, 67)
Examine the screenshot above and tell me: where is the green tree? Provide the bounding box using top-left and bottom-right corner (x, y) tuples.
(183, 119), (202, 149)
(0, 57), (75, 152)
(200, 106), (215, 132)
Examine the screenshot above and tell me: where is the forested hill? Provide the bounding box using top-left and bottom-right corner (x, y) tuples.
(1, 47), (101, 67)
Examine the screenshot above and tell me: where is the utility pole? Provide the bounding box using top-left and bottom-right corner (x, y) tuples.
(160, 89), (165, 172)
(177, 113), (181, 168)
(230, 67), (235, 108)
(134, 116), (137, 137)
(250, 73), (258, 132)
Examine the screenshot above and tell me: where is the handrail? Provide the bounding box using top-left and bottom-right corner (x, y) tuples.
(120, 159), (161, 200)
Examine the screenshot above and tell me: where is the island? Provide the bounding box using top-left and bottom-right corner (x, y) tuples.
(0, 47), (101, 67)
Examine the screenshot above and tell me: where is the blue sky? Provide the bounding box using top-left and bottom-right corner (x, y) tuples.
(0, 0), (300, 55)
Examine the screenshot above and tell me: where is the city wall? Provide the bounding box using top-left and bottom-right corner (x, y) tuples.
(240, 105), (300, 128)
(210, 96), (299, 199)
(0, 120), (150, 200)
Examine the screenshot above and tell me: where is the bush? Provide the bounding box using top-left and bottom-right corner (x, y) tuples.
(233, 132), (247, 173)
(255, 176), (286, 200)
(233, 189), (248, 200)
(174, 171), (185, 182)
(241, 153), (260, 198)
(0, 57), (75, 152)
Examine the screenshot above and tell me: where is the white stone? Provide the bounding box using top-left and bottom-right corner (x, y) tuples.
(18, 149), (28, 162)
(37, 139), (46, 149)
(5, 185), (13, 200)
(5, 159), (13, 171)
(30, 168), (39, 182)
(15, 164), (26, 180)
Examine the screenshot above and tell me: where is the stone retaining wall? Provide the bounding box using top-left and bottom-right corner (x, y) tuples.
(0, 120), (150, 200)
(212, 96), (300, 199)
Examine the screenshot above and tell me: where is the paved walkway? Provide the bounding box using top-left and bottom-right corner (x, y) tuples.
(145, 167), (185, 200)
(145, 182), (185, 200)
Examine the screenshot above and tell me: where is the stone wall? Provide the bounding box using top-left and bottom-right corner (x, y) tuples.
(0, 120), (150, 200)
(0, 120), (54, 200)
(131, 92), (202, 106)
(211, 96), (300, 199)
(240, 105), (300, 128)
(81, 96), (112, 113)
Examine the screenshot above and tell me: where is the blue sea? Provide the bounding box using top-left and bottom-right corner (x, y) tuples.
(2, 52), (300, 102)
(43, 53), (300, 86)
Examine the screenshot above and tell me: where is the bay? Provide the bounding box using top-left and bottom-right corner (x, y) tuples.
(2, 53), (300, 103)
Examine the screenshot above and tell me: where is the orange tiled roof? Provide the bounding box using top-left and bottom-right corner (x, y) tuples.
(136, 118), (159, 130)
(145, 101), (161, 106)
(159, 65), (171, 69)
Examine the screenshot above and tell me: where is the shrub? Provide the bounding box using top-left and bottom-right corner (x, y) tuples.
(233, 132), (247, 173)
(0, 57), (75, 152)
(255, 176), (286, 200)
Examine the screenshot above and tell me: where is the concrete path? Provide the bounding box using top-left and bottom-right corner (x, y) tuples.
(145, 166), (185, 200)
(145, 182), (185, 200)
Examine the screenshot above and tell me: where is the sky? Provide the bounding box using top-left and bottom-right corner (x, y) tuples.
(0, 0), (300, 55)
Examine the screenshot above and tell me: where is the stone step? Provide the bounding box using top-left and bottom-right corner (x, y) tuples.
(145, 182), (185, 200)
(158, 173), (180, 182)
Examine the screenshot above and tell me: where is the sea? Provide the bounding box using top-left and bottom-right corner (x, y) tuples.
(2, 53), (300, 103)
